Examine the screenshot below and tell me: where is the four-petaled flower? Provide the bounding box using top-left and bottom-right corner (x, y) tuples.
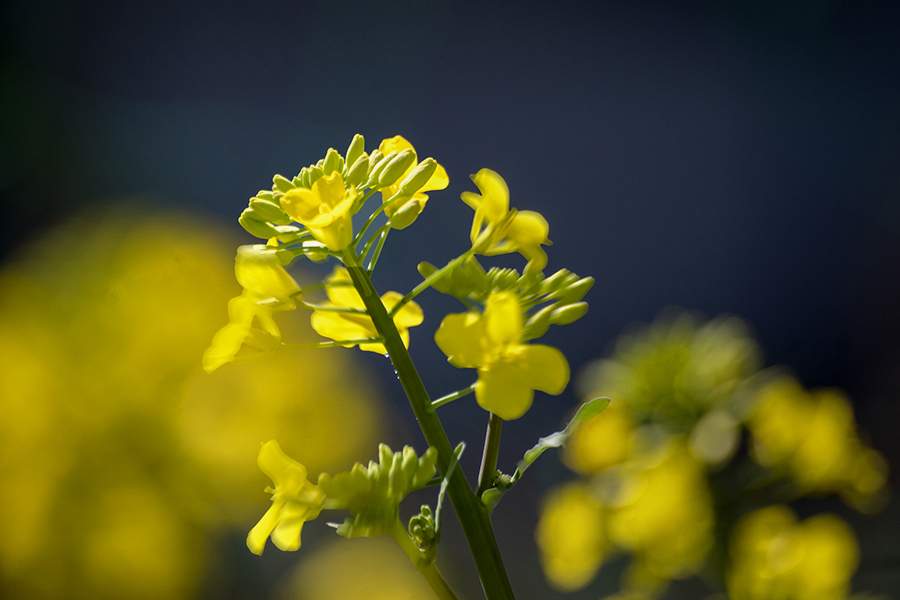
(280, 172), (358, 251)
(462, 168), (551, 271)
(310, 267), (424, 354)
(435, 291), (569, 420)
(378, 136), (449, 229)
(247, 440), (326, 555)
(202, 245), (299, 373)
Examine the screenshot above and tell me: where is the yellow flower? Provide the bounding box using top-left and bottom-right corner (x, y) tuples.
(434, 291), (569, 420)
(203, 246), (300, 373)
(535, 482), (607, 592)
(748, 377), (888, 509)
(310, 267), (423, 354)
(280, 172), (358, 251)
(247, 440), (326, 555)
(727, 505), (859, 600)
(607, 440), (713, 587)
(461, 168), (550, 271)
(563, 403), (634, 474)
(378, 136), (449, 229)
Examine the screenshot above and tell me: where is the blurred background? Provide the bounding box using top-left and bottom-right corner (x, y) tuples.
(1, 0), (899, 598)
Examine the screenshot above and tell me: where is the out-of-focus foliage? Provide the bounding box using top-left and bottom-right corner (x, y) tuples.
(283, 537), (434, 599)
(0, 208), (384, 599)
(539, 312), (888, 598)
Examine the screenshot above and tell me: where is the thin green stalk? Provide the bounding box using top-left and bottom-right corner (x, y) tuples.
(389, 249), (475, 318)
(296, 299), (368, 314)
(432, 384), (477, 409)
(281, 338), (383, 350)
(359, 223), (389, 265)
(352, 189), (403, 248)
(341, 248), (515, 600)
(392, 520), (460, 600)
(476, 413), (503, 499)
(367, 228), (390, 273)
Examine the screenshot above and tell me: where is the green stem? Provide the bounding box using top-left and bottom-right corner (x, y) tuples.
(389, 249), (475, 318)
(281, 338), (383, 350)
(392, 521), (460, 600)
(432, 384), (477, 409)
(296, 299), (369, 314)
(341, 248), (515, 600)
(476, 413), (503, 499)
(367, 227), (390, 274)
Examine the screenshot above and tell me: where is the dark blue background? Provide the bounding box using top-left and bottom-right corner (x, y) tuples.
(2, 1), (899, 597)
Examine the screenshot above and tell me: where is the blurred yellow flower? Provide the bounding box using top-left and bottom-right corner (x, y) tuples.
(280, 172), (358, 250)
(727, 505), (859, 600)
(748, 377), (888, 510)
(247, 440), (325, 555)
(203, 245), (300, 373)
(578, 314), (760, 432)
(607, 440), (713, 589)
(461, 168), (550, 271)
(378, 135), (449, 229)
(535, 482), (607, 592)
(310, 267), (423, 354)
(563, 403), (634, 474)
(434, 291), (569, 419)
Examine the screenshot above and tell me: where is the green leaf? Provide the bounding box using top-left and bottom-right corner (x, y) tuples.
(434, 442), (465, 543)
(513, 396), (610, 483)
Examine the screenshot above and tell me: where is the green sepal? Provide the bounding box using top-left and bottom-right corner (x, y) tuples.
(378, 149), (416, 187)
(272, 174), (294, 193)
(345, 155), (370, 187)
(239, 209), (280, 239)
(396, 157), (437, 197)
(550, 302), (589, 325)
(345, 134), (365, 169)
(318, 444), (438, 540)
(322, 147), (343, 175)
(248, 196), (290, 224)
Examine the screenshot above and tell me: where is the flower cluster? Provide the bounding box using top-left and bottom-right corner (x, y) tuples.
(537, 313), (888, 598)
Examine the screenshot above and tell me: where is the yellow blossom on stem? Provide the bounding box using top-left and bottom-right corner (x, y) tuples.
(310, 267), (423, 354)
(202, 245), (299, 373)
(247, 440), (326, 555)
(461, 168), (550, 271)
(434, 291), (569, 420)
(280, 172), (358, 251)
(377, 136), (449, 229)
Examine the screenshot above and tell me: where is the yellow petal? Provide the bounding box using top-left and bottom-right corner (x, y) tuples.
(271, 504), (312, 551)
(246, 501), (282, 555)
(484, 292), (523, 348)
(235, 246), (300, 302)
(475, 361), (534, 420)
(382, 292), (424, 329)
(471, 168), (509, 223)
(506, 210), (549, 247)
(420, 163), (449, 193)
(312, 215), (353, 251)
(434, 312), (486, 368)
(379, 135), (416, 158)
(258, 440), (307, 484)
(311, 311), (376, 342)
(280, 188), (322, 224)
(311, 172), (349, 211)
(202, 323), (250, 373)
(325, 267), (365, 309)
(512, 344), (570, 395)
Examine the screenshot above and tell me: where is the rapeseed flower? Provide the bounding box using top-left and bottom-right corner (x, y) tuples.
(535, 482), (607, 591)
(247, 440), (326, 555)
(203, 245), (300, 373)
(461, 168), (550, 271)
(727, 505), (859, 600)
(377, 136), (448, 229)
(748, 377), (888, 510)
(280, 172), (358, 250)
(310, 267), (423, 354)
(434, 291), (569, 420)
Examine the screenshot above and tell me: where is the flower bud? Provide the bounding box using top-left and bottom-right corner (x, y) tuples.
(298, 167), (312, 189)
(239, 209), (280, 239)
(322, 147), (343, 175)
(345, 134), (365, 168)
(550, 302), (589, 325)
(560, 277), (594, 304)
(367, 150), (397, 185)
(418, 261), (453, 294)
(291, 175), (304, 187)
(272, 174), (294, 193)
(387, 199), (424, 229)
(249, 197), (290, 224)
(524, 305), (555, 340)
(539, 269), (574, 294)
(307, 165), (325, 187)
(255, 190), (276, 202)
(379, 149), (416, 187)
(395, 157), (437, 197)
(345, 154), (370, 187)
